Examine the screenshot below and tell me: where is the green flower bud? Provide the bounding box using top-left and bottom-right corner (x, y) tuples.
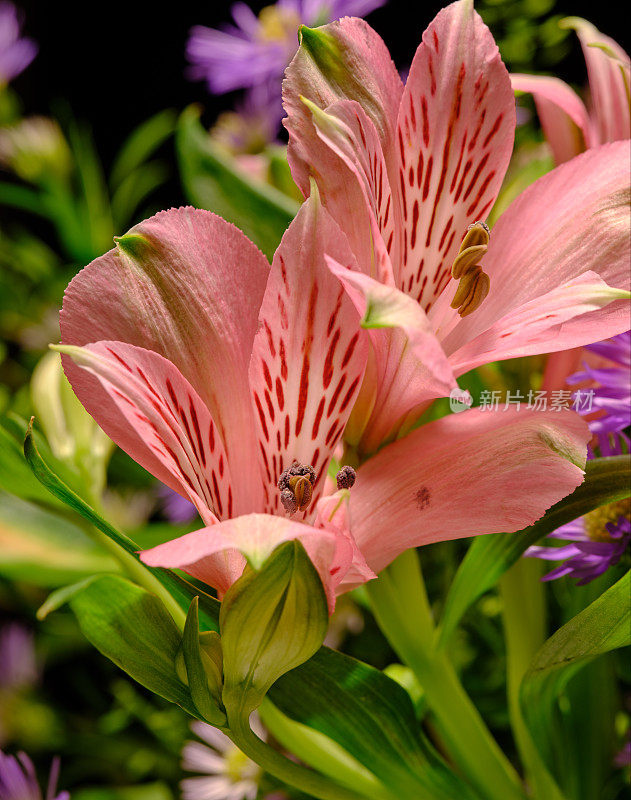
(31, 350), (114, 500)
(0, 117), (71, 184)
(220, 540), (328, 720)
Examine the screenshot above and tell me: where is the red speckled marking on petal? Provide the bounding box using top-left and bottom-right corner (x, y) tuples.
(393, 3), (515, 310)
(249, 200), (367, 515)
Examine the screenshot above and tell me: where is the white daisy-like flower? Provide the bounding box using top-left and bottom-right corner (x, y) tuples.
(181, 720), (263, 800)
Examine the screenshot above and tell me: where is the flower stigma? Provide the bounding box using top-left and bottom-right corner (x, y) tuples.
(450, 221), (491, 317)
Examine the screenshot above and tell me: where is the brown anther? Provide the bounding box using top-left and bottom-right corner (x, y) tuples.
(278, 460), (316, 514)
(290, 475), (313, 511)
(336, 465), (356, 490)
(280, 488), (298, 514)
(450, 221), (491, 317)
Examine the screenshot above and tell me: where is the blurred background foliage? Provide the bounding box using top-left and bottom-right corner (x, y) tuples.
(0, 1), (629, 798)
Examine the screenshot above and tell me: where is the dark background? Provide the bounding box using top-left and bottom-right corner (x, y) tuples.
(13, 0), (629, 170)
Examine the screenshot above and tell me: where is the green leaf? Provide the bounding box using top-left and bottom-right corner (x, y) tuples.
(260, 700), (396, 800)
(23, 419), (218, 630)
(0, 420), (66, 508)
(176, 106), (299, 259)
(0, 492), (118, 586)
(270, 647), (480, 800)
(438, 456), (631, 645)
(110, 161), (169, 228)
(182, 597), (226, 726)
(110, 109), (176, 191)
(520, 571), (631, 776)
(68, 573), (197, 715)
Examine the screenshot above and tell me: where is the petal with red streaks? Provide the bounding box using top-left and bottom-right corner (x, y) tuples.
(327, 257), (457, 454)
(395, 0), (515, 310)
(56, 342), (232, 525)
(249, 195), (368, 514)
(60, 208), (269, 513)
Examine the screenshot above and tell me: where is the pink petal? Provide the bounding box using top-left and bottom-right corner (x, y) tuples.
(61, 208), (269, 512)
(327, 257), (457, 453)
(395, 0), (515, 311)
(141, 513), (347, 610)
(249, 195), (368, 515)
(511, 73), (591, 162)
(448, 272), (631, 375)
(56, 342), (231, 525)
(283, 16), (404, 196)
(567, 17), (631, 144)
(313, 491), (376, 593)
(439, 142), (631, 367)
(301, 98), (397, 286)
(350, 407), (589, 573)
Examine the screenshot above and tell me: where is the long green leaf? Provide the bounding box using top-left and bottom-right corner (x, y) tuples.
(438, 456), (631, 645)
(270, 648), (481, 800)
(176, 106), (299, 259)
(0, 492), (118, 586)
(110, 109), (176, 191)
(68, 573), (198, 715)
(23, 421), (219, 629)
(520, 571), (630, 776)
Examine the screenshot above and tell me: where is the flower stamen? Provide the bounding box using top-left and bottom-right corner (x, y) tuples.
(336, 465), (356, 490)
(450, 221), (491, 317)
(278, 461), (316, 514)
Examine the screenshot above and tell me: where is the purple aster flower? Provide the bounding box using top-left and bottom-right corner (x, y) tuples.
(186, 0), (386, 95)
(0, 3), (37, 86)
(568, 331), (631, 456)
(525, 331), (631, 584)
(0, 624), (38, 691)
(157, 484), (199, 524)
(525, 510), (630, 585)
(0, 750), (69, 800)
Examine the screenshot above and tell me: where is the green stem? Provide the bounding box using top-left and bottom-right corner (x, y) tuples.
(227, 712), (375, 800)
(76, 517), (187, 630)
(500, 559), (566, 800)
(367, 549), (525, 800)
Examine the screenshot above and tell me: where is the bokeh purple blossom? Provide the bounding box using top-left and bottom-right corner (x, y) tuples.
(186, 0), (385, 95)
(0, 750), (68, 800)
(525, 332), (631, 584)
(0, 2), (37, 86)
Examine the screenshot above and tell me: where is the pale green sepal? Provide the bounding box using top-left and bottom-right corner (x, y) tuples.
(360, 283), (427, 331)
(298, 26), (345, 83)
(113, 232), (152, 259)
(182, 597), (226, 726)
(220, 540), (328, 720)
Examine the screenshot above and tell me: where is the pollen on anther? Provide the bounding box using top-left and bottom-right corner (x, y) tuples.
(336, 465), (356, 490)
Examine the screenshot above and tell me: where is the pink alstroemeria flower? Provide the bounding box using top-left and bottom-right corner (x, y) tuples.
(512, 18), (630, 164)
(57, 196), (590, 598)
(283, 0), (630, 455)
